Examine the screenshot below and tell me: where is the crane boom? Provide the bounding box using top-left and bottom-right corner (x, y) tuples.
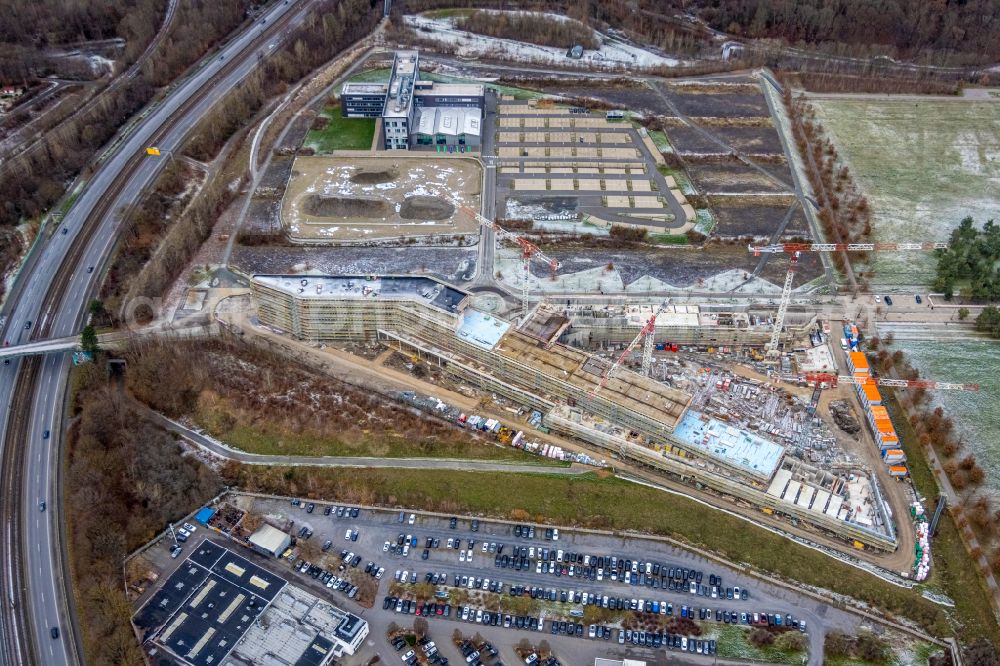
(750, 242), (948, 255)
(804, 372), (979, 392)
(766, 252), (798, 359)
(602, 299), (670, 386)
(449, 197), (560, 321)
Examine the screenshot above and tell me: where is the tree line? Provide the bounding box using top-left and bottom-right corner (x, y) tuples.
(934, 217), (1000, 301)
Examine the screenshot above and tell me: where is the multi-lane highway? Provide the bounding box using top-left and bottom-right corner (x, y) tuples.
(0, 1), (318, 662)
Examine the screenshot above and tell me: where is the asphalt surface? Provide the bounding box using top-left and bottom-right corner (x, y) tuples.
(219, 499), (863, 665)
(0, 1), (315, 663)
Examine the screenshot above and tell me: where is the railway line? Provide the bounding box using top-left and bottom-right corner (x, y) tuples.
(0, 1), (318, 663)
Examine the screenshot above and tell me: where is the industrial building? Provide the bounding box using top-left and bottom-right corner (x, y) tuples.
(340, 50), (485, 149)
(248, 523), (292, 558)
(132, 540), (368, 665)
(249, 273), (899, 551)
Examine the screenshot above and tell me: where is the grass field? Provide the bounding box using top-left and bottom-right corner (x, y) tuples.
(883, 388), (1000, 647)
(303, 106), (375, 153)
(811, 98), (1000, 285)
(710, 625), (806, 664)
(229, 466), (950, 637)
(194, 399), (562, 465)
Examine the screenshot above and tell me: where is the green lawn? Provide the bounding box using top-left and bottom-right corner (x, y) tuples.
(303, 106), (375, 153)
(194, 402), (564, 465)
(648, 233), (688, 245)
(229, 466), (950, 637)
(657, 164), (698, 195)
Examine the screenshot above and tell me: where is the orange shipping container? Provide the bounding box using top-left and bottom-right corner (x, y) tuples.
(860, 383), (882, 404)
(849, 351), (870, 375)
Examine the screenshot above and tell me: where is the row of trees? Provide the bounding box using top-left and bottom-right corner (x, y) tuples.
(455, 10), (600, 50)
(974, 306), (1000, 339)
(66, 361), (221, 665)
(785, 88), (871, 287)
(934, 217), (1000, 301)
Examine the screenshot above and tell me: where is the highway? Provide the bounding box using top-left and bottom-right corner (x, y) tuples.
(0, 0), (318, 663)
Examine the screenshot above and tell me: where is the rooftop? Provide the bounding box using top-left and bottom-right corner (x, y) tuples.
(342, 82), (387, 95)
(248, 523), (290, 553)
(416, 82), (485, 97)
(414, 107), (482, 137)
(494, 329), (692, 431)
(253, 275), (469, 315)
(385, 50), (418, 119)
(456, 309), (510, 350)
(673, 410), (785, 479)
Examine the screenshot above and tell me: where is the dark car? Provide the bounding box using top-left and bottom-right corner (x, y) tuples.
(306, 503), (315, 513)
(884, 296), (893, 306)
(42, 430), (49, 440)
(916, 294), (923, 304)
(449, 517), (458, 529)
(50, 627), (59, 639)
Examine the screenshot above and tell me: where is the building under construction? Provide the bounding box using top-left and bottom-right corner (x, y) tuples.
(250, 274), (897, 551)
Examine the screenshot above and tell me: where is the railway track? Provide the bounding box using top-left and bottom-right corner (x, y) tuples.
(0, 359), (40, 666)
(0, 2), (314, 664)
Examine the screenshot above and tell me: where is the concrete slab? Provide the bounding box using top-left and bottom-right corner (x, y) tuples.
(603, 179), (629, 191)
(632, 196), (665, 207)
(579, 180), (603, 191)
(603, 168), (627, 175)
(550, 178), (575, 190)
(629, 179), (652, 192)
(498, 146), (520, 157)
(513, 178), (546, 190)
(603, 147), (640, 158)
(605, 195), (631, 207)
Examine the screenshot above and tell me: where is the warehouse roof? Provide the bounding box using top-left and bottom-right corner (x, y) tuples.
(249, 524), (290, 554)
(414, 107), (482, 137)
(253, 275), (469, 315)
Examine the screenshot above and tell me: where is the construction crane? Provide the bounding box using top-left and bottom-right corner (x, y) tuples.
(600, 299), (670, 387)
(449, 197), (560, 322)
(749, 241), (949, 360)
(750, 242), (948, 255)
(804, 372), (980, 392)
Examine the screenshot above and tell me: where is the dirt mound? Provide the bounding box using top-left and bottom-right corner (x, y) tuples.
(350, 168), (398, 185)
(399, 195), (455, 220)
(829, 400), (861, 435)
(302, 195), (391, 218)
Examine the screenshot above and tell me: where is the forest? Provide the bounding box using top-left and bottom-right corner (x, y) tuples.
(455, 10), (601, 50)
(697, 0), (1000, 63)
(933, 217), (1000, 301)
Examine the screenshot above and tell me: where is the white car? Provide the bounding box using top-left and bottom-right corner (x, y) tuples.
(408, 513), (416, 525)
(447, 538), (454, 548)
(344, 529), (351, 540)
(482, 578), (490, 590)
(402, 544), (410, 557)
(383, 541), (390, 552)
(459, 550), (466, 562)
(466, 549), (473, 561)
(376, 567), (385, 579)
(461, 606), (470, 621)
(535, 561), (542, 574)
(874, 295), (881, 303)
(482, 542), (488, 553)
(401, 649), (415, 662)
(552, 528), (559, 541)
(182, 522), (197, 533)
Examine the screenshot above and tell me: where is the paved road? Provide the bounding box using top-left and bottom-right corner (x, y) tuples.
(141, 406), (588, 475)
(0, 1), (316, 663)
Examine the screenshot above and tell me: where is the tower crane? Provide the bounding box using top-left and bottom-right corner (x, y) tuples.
(449, 197), (560, 322)
(748, 241), (949, 360)
(600, 299), (670, 387)
(804, 372), (979, 392)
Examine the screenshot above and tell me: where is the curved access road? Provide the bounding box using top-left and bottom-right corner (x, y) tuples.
(0, 1), (320, 664)
(140, 405), (587, 474)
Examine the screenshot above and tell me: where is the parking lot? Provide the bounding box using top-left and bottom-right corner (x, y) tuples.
(225, 495), (867, 665)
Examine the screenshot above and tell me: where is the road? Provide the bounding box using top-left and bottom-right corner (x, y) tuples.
(0, 1), (318, 663)
(140, 406), (589, 475)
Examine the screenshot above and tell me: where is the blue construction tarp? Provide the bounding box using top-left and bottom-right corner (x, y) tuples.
(195, 507), (216, 525)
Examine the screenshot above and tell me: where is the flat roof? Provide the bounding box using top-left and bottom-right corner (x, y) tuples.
(249, 524), (290, 553)
(493, 329), (692, 431)
(457, 309), (510, 350)
(416, 82), (485, 97)
(861, 384), (882, 402)
(385, 50), (418, 119)
(342, 82), (387, 95)
(626, 304), (700, 328)
(133, 540), (284, 666)
(849, 351), (869, 372)
(673, 410), (785, 479)
(253, 275), (468, 315)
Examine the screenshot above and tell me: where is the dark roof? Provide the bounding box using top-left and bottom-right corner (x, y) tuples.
(294, 635), (336, 666)
(133, 538), (287, 666)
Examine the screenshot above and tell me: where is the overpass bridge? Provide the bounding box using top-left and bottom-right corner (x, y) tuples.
(0, 324), (215, 361)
